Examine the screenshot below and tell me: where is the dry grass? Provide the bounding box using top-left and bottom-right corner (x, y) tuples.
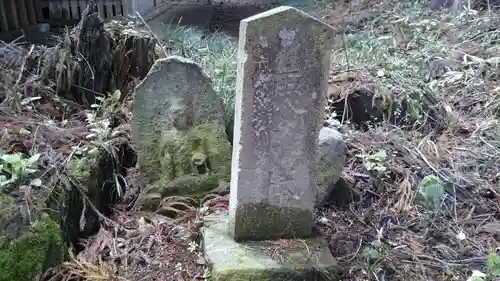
(3, 1), (500, 281)
(45, 195), (230, 281)
(314, 0), (500, 280)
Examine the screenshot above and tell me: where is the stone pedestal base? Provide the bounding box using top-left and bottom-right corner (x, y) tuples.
(202, 214), (338, 281)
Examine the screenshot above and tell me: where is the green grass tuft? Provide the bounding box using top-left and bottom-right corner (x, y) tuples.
(162, 25), (238, 112)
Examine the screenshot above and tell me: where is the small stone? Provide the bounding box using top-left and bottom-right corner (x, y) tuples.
(29, 178), (42, 187)
(196, 256), (205, 265)
(136, 192), (162, 211)
(316, 127), (347, 206)
(19, 128), (31, 136)
(317, 217), (330, 225)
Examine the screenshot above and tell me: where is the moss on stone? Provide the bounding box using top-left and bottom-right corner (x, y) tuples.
(316, 160), (333, 190)
(67, 147), (100, 193)
(144, 123), (231, 199)
(156, 128), (181, 182)
(0, 195), (19, 243)
(229, 202), (313, 241)
(0, 194), (17, 217)
(67, 157), (90, 185)
(177, 123), (231, 178)
(161, 173), (220, 197)
(156, 123), (231, 181)
(212, 267), (336, 281)
(0, 214), (66, 281)
(204, 214), (338, 281)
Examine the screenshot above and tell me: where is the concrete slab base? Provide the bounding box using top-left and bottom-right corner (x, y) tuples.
(202, 214), (338, 281)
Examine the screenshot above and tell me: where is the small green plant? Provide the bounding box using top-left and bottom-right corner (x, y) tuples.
(486, 252), (500, 277)
(90, 90), (125, 117)
(162, 25), (237, 107)
(0, 152), (41, 191)
(203, 266), (212, 280)
(361, 239), (386, 280)
(360, 228), (387, 280)
(417, 174), (445, 210)
(361, 244), (382, 261)
(465, 253), (500, 281)
(359, 150), (388, 177)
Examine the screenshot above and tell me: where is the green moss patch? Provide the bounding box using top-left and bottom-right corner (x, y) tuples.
(0, 214), (66, 281)
(156, 123), (231, 182)
(152, 173), (220, 199)
(145, 123), (231, 199)
(203, 214), (337, 281)
(230, 202), (314, 242)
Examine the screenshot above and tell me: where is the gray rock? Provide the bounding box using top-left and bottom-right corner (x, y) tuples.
(315, 126), (347, 206)
(132, 55), (227, 185)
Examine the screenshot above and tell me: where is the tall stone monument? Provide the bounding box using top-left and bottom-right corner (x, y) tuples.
(203, 6), (337, 281)
(229, 5), (335, 241)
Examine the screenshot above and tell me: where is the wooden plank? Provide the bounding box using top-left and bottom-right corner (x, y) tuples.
(25, 0), (37, 25)
(48, 0), (56, 20)
(79, 0), (87, 17)
(56, 0), (64, 20)
(68, 0), (79, 19)
(16, 0), (30, 27)
(110, 0), (116, 18)
(122, 0), (129, 16)
(119, 0), (125, 16)
(131, 0), (138, 16)
(0, 0), (10, 31)
(49, 0), (59, 20)
(114, 0), (123, 17)
(125, 0), (137, 16)
(104, 0), (110, 19)
(136, 0), (154, 15)
(6, 0), (19, 30)
(60, 0), (70, 19)
(33, 0), (45, 22)
(107, 0), (115, 18)
(97, 0), (106, 19)
(74, 0), (82, 18)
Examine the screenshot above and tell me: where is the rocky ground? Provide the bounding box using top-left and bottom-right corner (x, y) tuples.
(1, 0), (500, 281)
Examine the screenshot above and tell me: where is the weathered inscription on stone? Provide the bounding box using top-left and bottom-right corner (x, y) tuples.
(229, 6), (335, 241)
(132, 56), (226, 185)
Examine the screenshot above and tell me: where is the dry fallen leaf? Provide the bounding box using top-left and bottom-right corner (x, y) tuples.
(478, 222), (500, 235)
